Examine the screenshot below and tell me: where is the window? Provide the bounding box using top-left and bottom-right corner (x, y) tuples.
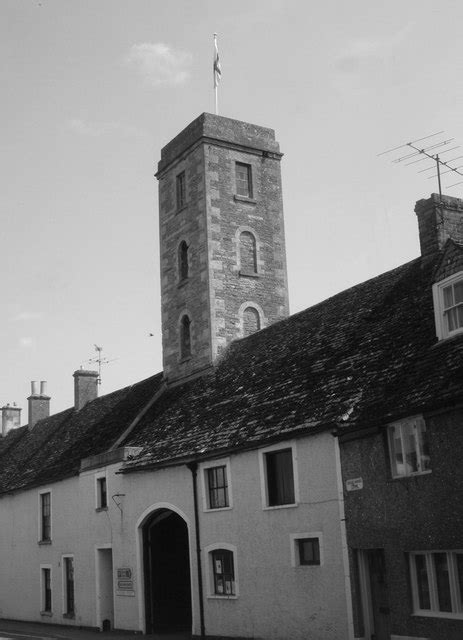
(260, 444), (298, 508)
(410, 551), (463, 617)
(180, 314), (191, 359)
(290, 533), (323, 567)
(96, 476), (107, 509)
(41, 566), (52, 613)
(211, 549), (235, 596)
(63, 556), (75, 616)
(40, 491), (51, 542)
(239, 231), (257, 274)
(178, 241), (189, 281)
(388, 415), (431, 478)
(206, 466), (229, 509)
(243, 306), (261, 336)
(176, 171), (186, 209)
(235, 162), (252, 198)
(433, 273), (463, 339)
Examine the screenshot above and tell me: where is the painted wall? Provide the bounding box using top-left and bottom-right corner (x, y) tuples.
(0, 431), (351, 639)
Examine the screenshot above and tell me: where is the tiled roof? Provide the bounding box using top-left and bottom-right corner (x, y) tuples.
(1, 250), (463, 490)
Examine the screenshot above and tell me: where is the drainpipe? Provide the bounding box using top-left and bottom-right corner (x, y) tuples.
(187, 461), (206, 639)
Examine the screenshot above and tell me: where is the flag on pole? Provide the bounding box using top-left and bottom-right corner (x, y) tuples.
(213, 34), (221, 89)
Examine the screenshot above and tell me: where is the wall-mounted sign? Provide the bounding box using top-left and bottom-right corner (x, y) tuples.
(346, 477), (363, 491)
(116, 567), (134, 596)
(117, 567), (132, 579)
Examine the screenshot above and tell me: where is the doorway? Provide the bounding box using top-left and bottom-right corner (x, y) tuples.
(358, 548), (391, 640)
(96, 547), (114, 631)
(143, 509), (192, 634)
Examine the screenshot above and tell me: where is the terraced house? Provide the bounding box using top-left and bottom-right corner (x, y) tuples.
(0, 114), (462, 640)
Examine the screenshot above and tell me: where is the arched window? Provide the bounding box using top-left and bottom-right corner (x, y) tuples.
(178, 241), (189, 281)
(243, 306), (261, 336)
(239, 231), (257, 274)
(180, 314), (191, 359)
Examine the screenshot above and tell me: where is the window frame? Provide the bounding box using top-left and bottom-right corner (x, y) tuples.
(409, 550), (463, 619)
(95, 472), (108, 510)
(201, 458), (233, 512)
(290, 533), (324, 568)
(387, 415), (431, 479)
(176, 170), (186, 210)
(258, 441), (299, 510)
(38, 489), (52, 543)
(40, 564), (53, 615)
(62, 554), (75, 618)
(235, 162), (253, 199)
(204, 543), (239, 599)
(433, 272), (463, 340)
(178, 240), (189, 282)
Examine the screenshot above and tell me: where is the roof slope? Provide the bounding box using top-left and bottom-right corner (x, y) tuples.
(2, 252), (463, 489)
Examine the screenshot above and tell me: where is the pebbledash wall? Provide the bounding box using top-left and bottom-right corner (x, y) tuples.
(0, 432), (351, 640)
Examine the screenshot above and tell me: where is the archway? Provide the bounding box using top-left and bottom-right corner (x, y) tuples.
(142, 509), (192, 634)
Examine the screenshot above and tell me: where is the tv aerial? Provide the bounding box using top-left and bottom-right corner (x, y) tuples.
(378, 131), (463, 198)
(87, 344), (118, 385)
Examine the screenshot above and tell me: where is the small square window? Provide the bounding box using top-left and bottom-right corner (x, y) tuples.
(176, 171), (186, 209)
(211, 549), (235, 596)
(388, 416), (431, 478)
(298, 538), (320, 566)
(96, 477), (107, 509)
(207, 466), (229, 509)
(265, 448), (295, 506)
(235, 162), (252, 198)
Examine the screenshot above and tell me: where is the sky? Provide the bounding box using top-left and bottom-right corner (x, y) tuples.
(2, 0), (463, 417)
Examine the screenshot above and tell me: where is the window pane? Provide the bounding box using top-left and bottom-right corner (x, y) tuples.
(454, 281), (463, 304)
(417, 420), (431, 472)
(456, 553), (463, 610)
(446, 307), (458, 332)
(266, 449), (295, 506)
(434, 553), (452, 612)
(298, 538), (320, 565)
(389, 426), (404, 476)
(402, 421), (418, 473)
(458, 305), (463, 329)
(414, 554), (430, 610)
(443, 285), (454, 308)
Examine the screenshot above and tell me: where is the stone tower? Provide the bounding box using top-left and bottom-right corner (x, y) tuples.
(156, 113), (289, 383)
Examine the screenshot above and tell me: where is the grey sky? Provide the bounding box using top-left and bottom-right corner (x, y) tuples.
(2, 0), (463, 414)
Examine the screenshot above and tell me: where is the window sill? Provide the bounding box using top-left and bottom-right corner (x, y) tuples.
(63, 613), (75, 620)
(234, 195), (256, 205)
(239, 270), (259, 278)
(40, 611), (53, 617)
(38, 539), (52, 545)
(263, 502), (298, 511)
(204, 505), (233, 513)
(95, 506), (108, 512)
(207, 594), (238, 600)
(390, 470), (432, 481)
(412, 610), (463, 620)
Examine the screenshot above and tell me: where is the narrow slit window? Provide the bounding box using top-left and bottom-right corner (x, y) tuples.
(40, 492), (51, 542)
(176, 171), (186, 209)
(180, 315), (192, 359)
(178, 241), (189, 281)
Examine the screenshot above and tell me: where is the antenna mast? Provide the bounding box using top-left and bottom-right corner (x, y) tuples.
(87, 344), (117, 385)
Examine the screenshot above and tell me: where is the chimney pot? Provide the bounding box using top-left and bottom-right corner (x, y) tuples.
(40, 381), (47, 396)
(31, 380), (39, 396)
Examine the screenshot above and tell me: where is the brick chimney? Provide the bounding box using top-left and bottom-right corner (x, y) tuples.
(73, 370), (99, 410)
(415, 193), (463, 257)
(1, 403), (21, 436)
(28, 381), (50, 429)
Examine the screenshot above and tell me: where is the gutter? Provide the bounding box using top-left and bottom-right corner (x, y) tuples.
(187, 461), (206, 640)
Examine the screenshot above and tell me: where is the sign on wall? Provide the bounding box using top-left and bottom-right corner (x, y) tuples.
(116, 567), (135, 596)
(345, 477), (363, 491)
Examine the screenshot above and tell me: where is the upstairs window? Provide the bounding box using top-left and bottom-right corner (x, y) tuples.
(206, 465), (229, 509)
(180, 314), (191, 359)
(239, 231), (257, 274)
(260, 445), (298, 508)
(176, 171), (186, 209)
(388, 416), (431, 478)
(96, 476), (107, 509)
(433, 273), (463, 339)
(178, 241), (189, 281)
(40, 491), (51, 542)
(243, 306), (261, 337)
(235, 162), (252, 198)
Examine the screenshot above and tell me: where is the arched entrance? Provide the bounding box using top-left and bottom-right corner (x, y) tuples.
(142, 508), (192, 634)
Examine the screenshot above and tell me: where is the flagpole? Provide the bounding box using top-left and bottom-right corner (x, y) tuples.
(213, 33), (220, 115)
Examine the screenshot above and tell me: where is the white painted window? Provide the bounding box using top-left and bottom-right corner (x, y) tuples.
(433, 273), (463, 339)
(38, 489), (52, 543)
(388, 416), (431, 478)
(409, 551), (463, 618)
(62, 555), (75, 617)
(201, 458), (232, 511)
(259, 441), (299, 509)
(95, 472), (108, 510)
(40, 564), (52, 614)
(290, 532), (324, 567)
(235, 162), (252, 198)
(204, 543), (239, 598)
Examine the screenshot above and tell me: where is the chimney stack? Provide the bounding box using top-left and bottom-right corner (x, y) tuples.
(415, 193), (463, 257)
(27, 381), (50, 429)
(1, 403), (21, 437)
(73, 370), (99, 410)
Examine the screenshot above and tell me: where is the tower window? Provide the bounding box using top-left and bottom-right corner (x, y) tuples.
(239, 231), (257, 274)
(176, 171), (186, 209)
(243, 306), (261, 336)
(178, 241), (189, 281)
(235, 162), (252, 198)
(180, 314), (192, 359)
